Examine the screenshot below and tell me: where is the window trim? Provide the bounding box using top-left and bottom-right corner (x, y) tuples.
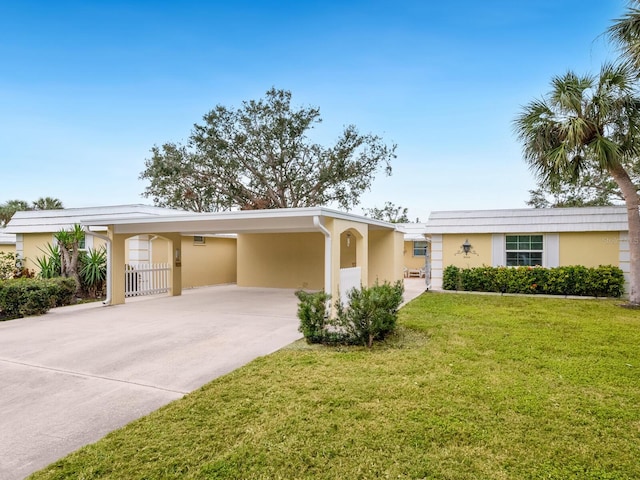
(505, 234), (543, 267)
(413, 240), (428, 257)
(193, 235), (206, 245)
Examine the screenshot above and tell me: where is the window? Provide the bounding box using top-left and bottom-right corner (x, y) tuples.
(193, 235), (206, 245)
(413, 241), (428, 257)
(505, 235), (543, 266)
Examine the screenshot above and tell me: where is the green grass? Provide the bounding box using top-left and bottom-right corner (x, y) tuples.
(30, 293), (640, 479)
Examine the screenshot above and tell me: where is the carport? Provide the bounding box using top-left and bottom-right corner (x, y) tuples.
(81, 207), (404, 306)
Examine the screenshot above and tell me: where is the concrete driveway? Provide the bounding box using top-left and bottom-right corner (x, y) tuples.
(0, 285), (302, 480)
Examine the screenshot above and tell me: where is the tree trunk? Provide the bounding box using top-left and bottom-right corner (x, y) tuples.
(609, 164), (640, 305)
(59, 242), (82, 296)
(69, 246), (82, 296)
(59, 245), (71, 279)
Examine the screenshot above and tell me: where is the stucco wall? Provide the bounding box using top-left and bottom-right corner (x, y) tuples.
(340, 231), (357, 268)
(237, 232), (324, 289)
(559, 231), (620, 267)
(151, 236), (170, 264)
(181, 236), (237, 288)
(442, 234), (493, 269)
(0, 244), (15, 255)
(369, 230), (404, 285)
(403, 240), (427, 269)
(22, 233), (54, 272)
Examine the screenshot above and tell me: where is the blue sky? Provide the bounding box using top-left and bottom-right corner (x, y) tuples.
(0, 1), (626, 222)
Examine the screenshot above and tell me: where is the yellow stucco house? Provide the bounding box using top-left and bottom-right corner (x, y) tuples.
(6, 205), (406, 305)
(6, 204), (631, 300)
(422, 206), (631, 292)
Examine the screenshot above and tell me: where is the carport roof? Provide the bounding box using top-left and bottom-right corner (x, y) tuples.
(79, 207), (399, 235)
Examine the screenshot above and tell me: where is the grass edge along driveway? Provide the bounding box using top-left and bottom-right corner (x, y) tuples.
(30, 293), (640, 480)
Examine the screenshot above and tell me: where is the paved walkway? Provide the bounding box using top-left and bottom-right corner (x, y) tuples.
(0, 280), (427, 479)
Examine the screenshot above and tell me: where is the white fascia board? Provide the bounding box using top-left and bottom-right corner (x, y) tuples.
(424, 223), (627, 234)
(80, 207), (397, 234)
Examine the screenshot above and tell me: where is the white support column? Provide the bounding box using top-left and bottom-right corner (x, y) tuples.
(430, 234), (443, 290)
(544, 233), (559, 268)
(492, 234), (505, 266)
(15, 234), (24, 261)
(619, 231), (631, 296)
(313, 216), (332, 294)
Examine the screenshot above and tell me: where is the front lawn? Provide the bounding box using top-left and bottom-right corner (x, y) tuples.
(31, 293), (640, 479)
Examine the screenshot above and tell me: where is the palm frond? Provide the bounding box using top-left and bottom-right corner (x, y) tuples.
(608, 3), (640, 69)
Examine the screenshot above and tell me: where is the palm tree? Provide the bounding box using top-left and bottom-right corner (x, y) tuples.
(32, 197), (63, 210)
(0, 199), (30, 227)
(608, 1), (640, 71)
(514, 63), (640, 305)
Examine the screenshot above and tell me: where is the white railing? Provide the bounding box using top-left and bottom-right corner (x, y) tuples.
(125, 263), (170, 297)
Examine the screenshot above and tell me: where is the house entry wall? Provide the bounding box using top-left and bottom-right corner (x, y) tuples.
(236, 232), (324, 290)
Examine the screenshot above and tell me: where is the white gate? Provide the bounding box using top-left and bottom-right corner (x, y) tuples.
(339, 266), (362, 306)
(125, 263), (170, 297)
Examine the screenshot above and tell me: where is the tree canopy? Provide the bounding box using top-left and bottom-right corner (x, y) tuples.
(525, 162), (635, 208)
(362, 202), (410, 223)
(140, 88), (396, 212)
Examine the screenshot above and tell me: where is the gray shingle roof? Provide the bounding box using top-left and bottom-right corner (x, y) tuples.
(423, 206), (628, 234)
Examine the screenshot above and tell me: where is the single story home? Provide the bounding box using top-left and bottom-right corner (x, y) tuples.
(8, 204), (632, 302)
(5, 205), (406, 306)
(423, 206), (630, 292)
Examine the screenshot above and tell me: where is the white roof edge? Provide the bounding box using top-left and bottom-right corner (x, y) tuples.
(423, 224), (627, 234)
(9, 204), (185, 219)
(79, 207), (397, 229)
(428, 205), (627, 217)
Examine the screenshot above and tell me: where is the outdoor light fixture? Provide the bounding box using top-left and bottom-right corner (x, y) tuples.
(346, 232), (352, 247)
(461, 239), (472, 255)
(455, 239), (477, 258)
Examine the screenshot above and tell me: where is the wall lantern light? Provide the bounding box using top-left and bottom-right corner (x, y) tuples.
(455, 239), (477, 258)
(461, 239), (472, 255)
(346, 232), (352, 248)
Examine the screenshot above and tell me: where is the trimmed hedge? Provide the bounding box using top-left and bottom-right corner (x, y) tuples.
(0, 277), (77, 320)
(442, 264), (624, 298)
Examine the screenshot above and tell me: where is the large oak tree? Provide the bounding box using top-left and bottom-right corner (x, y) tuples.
(140, 88), (396, 211)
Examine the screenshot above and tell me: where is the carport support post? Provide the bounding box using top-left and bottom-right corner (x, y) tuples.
(313, 216), (332, 296)
(161, 233), (182, 298)
(108, 231), (127, 305)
